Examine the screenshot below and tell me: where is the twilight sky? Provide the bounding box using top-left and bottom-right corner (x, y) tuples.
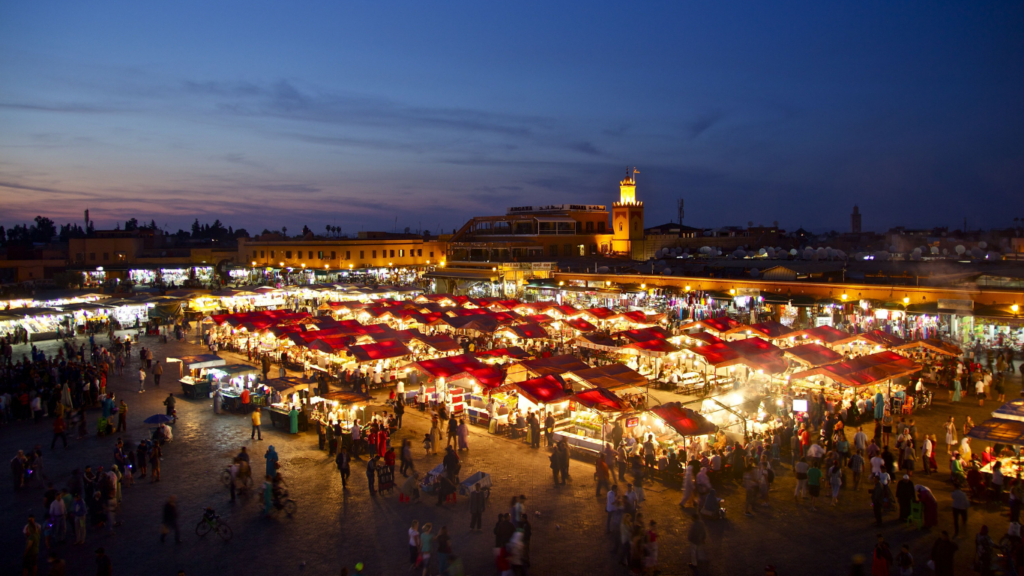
(1, 1), (1022, 235)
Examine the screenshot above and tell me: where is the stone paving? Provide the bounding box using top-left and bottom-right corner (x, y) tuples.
(2, 332), (1021, 576)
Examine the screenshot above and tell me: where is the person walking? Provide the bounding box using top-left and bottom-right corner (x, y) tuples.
(930, 531), (958, 576)
(95, 548), (112, 576)
(48, 491), (67, 544)
(596, 457), (611, 498)
(138, 367), (146, 393)
(116, 401), (127, 433)
(469, 483), (486, 531)
(150, 442), (162, 482)
(366, 455), (378, 495)
(335, 447), (351, 489)
(418, 523), (434, 576)
(407, 520), (421, 568)
(688, 513), (707, 573)
(72, 493), (87, 544)
(251, 408), (263, 440)
(163, 394), (176, 421)
(50, 413), (68, 449)
(152, 361), (163, 387)
(951, 484), (969, 537)
(794, 457), (809, 502)
(160, 495), (181, 544)
(399, 440), (414, 477)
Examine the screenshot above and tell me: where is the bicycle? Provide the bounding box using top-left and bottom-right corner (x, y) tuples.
(195, 508), (232, 541)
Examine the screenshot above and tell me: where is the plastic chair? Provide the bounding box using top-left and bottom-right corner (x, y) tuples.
(906, 501), (923, 529)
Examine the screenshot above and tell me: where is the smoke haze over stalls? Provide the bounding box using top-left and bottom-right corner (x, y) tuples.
(1, 1), (1022, 234)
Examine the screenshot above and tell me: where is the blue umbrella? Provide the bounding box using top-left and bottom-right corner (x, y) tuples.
(144, 414), (173, 425)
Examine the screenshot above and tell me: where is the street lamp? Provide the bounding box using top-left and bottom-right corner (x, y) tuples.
(903, 297), (910, 305)
(1013, 304), (1020, 313)
(841, 293), (848, 301)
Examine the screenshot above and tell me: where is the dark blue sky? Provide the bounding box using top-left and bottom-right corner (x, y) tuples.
(2, 1), (1022, 234)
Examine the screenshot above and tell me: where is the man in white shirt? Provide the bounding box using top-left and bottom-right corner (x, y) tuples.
(853, 428), (868, 453)
(806, 443), (825, 467)
(976, 377), (987, 407)
(870, 454), (885, 476)
(605, 485), (618, 533)
(921, 436), (933, 474)
(48, 489), (67, 542)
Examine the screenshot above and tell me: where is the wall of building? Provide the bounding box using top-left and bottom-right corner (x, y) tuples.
(239, 237), (446, 270)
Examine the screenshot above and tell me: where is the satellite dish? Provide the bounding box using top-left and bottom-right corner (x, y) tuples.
(789, 248), (798, 256)
(750, 268), (759, 277)
(662, 267), (672, 275)
(758, 248), (767, 256)
(930, 246), (939, 255)
(955, 245), (966, 255)
(816, 248), (827, 259)
(979, 241), (987, 249)
(597, 266), (609, 274)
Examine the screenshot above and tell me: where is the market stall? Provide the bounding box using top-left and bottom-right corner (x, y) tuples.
(970, 417), (1024, 478)
(630, 402), (718, 454)
(167, 354), (227, 398)
(553, 387), (630, 453)
(506, 354), (591, 383)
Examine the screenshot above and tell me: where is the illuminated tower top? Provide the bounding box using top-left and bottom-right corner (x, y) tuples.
(618, 166), (639, 205)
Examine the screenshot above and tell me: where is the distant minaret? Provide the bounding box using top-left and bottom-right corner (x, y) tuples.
(84, 209), (89, 230)
(851, 205), (862, 233)
(612, 167), (644, 258)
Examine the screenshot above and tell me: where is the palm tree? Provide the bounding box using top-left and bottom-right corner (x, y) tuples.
(281, 226), (287, 237)
(325, 224), (331, 237)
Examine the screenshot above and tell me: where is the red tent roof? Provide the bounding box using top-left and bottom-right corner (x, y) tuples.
(512, 355), (591, 377)
(624, 339), (681, 356)
(503, 323), (550, 339)
(504, 375), (570, 405)
(689, 343), (743, 366)
(475, 347), (529, 359)
(403, 353), (505, 388)
(345, 340), (412, 363)
(727, 337), (781, 357)
(650, 402), (718, 436)
(790, 351), (921, 387)
(307, 336), (350, 353)
(582, 307), (617, 321)
(617, 310), (658, 325)
(685, 331), (724, 345)
(522, 314), (555, 324)
(417, 334), (461, 352)
(791, 325), (850, 345)
(784, 343), (844, 367)
(551, 305), (580, 317)
(575, 333), (620, 351)
(560, 318), (597, 332)
(615, 327), (671, 343)
(569, 364), (648, 391)
(572, 388), (629, 412)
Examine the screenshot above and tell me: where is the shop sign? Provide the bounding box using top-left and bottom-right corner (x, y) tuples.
(625, 416), (639, 428)
(938, 299), (973, 312)
(531, 262), (553, 271)
(735, 288), (760, 297)
(815, 315), (833, 327)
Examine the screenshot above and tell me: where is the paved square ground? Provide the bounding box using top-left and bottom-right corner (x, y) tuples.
(2, 333), (1019, 575)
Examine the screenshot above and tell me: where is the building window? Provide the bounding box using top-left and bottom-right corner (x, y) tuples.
(271, 251), (275, 259)
(331, 251), (336, 260)
(390, 250), (395, 258)
(399, 249), (405, 257)
(76, 253), (85, 263)
(360, 251), (365, 259)
(372, 250), (376, 258)
(318, 251), (324, 260)
(586, 221), (594, 232)
(260, 251), (265, 258)
(115, 252), (127, 262)
(549, 245), (558, 257)
(429, 251), (434, 258)
(417, 249), (422, 257)
(590, 244), (597, 255)
(102, 252), (109, 261)
(253, 250), (257, 259)
(308, 251), (313, 259)
(598, 222), (606, 232)
(89, 253), (96, 261)
(343, 251), (349, 260)
(285, 251), (292, 259)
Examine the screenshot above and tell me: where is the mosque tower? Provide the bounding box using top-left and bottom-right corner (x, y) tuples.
(611, 167), (644, 257)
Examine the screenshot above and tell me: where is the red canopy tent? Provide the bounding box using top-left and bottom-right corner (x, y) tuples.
(501, 323), (551, 340)
(572, 388), (629, 412)
(416, 334), (462, 352)
(783, 343), (844, 368)
(893, 338), (962, 357)
(790, 325), (850, 345)
(650, 402), (718, 436)
(474, 347), (529, 359)
(567, 364), (648, 391)
(615, 327), (671, 343)
(575, 333), (620, 351)
(744, 321), (794, 340)
(522, 314), (556, 324)
(790, 351), (921, 387)
(497, 375), (571, 406)
(345, 340), (413, 363)
(582, 307), (617, 321)
(508, 355), (591, 381)
(558, 318), (598, 332)
(683, 331), (724, 345)
(624, 339), (681, 357)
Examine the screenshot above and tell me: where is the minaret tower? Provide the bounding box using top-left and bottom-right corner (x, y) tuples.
(611, 166), (644, 257)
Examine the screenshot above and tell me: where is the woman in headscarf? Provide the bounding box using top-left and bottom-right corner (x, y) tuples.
(265, 446), (279, 479)
(213, 388), (222, 414)
(959, 437), (972, 462)
(457, 418), (469, 452)
(950, 451), (966, 485)
(915, 484), (938, 527)
(428, 421), (440, 455)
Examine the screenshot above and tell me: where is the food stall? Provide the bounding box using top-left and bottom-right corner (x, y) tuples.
(308, 390), (373, 446)
(490, 375), (572, 427)
(970, 417), (1024, 478)
(265, 377), (315, 430)
(168, 354), (227, 398)
(630, 402), (718, 454)
(553, 387), (630, 454)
